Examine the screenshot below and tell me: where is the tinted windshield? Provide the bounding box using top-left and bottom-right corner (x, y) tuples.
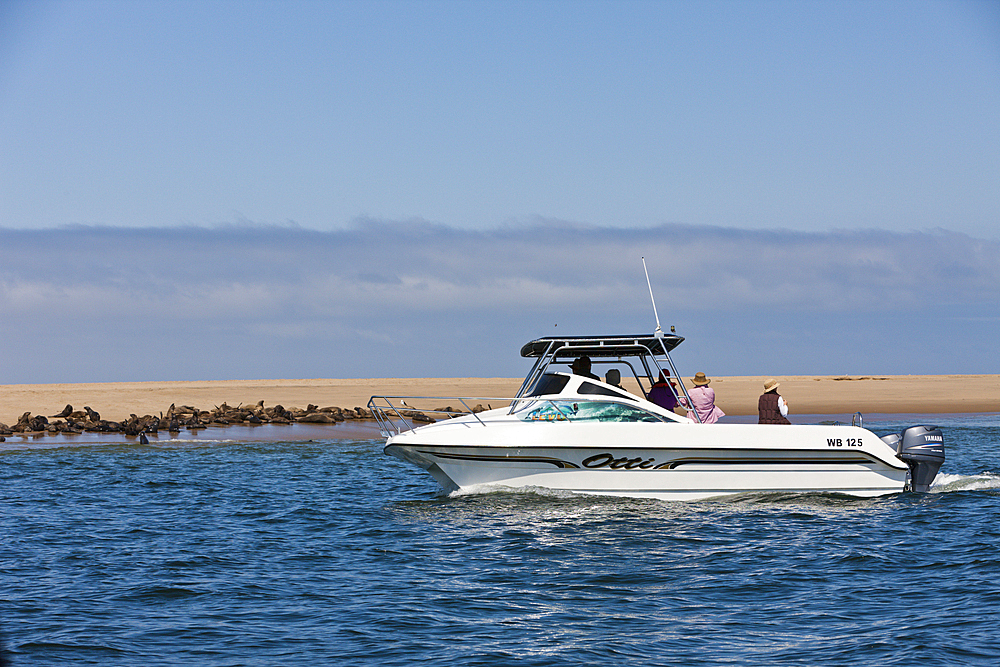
(527, 373), (570, 397)
(579, 381), (635, 401)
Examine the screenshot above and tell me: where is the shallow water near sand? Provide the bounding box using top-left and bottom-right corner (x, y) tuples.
(2, 413), (999, 666)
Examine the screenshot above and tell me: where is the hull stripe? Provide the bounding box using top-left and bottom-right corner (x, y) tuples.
(414, 449), (901, 470)
(421, 450), (580, 469)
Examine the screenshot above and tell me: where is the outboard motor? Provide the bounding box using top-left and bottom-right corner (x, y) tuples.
(879, 432), (901, 450)
(887, 425), (945, 492)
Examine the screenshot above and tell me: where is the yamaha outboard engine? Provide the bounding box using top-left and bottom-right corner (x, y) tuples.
(882, 425), (945, 492)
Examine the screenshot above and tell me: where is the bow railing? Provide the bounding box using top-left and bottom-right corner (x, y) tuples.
(367, 396), (514, 438)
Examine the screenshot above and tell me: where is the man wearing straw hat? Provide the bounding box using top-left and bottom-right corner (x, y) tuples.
(758, 378), (791, 425)
(680, 372), (725, 424)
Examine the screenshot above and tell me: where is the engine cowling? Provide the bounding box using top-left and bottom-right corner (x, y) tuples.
(882, 425), (945, 492)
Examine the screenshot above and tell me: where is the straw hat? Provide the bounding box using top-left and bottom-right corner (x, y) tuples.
(692, 372), (710, 386)
(763, 378), (780, 392)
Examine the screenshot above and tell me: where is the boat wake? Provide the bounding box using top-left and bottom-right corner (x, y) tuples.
(448, 484), (583, 500)
(931, 472), (1000, 493)
(441, 472), (1000, 504)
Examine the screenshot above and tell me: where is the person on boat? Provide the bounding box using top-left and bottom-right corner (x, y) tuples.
(679, 372), (725, 424)
(605, 368), (623, 388)
(647, 370), (679, 411)
(570, 356), (600, 380)
(758, 378), (790, 424)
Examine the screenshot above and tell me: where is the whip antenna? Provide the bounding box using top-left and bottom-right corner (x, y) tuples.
(641, 256), (663, 336)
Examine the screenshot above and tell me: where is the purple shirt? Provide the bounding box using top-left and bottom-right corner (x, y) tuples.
(647, 382), (678, 410)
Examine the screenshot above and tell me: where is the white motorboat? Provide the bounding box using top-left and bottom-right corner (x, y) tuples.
(370, 333), (945, 501)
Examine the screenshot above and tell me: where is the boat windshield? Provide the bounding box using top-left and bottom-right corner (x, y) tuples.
(520, 400), (670, 423)
(578, 381), (636, 401)
(526, 373), (570, 397)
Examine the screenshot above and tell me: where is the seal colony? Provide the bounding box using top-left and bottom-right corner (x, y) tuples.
(0, 375), (995, 441)
(0, 401), (451, 438)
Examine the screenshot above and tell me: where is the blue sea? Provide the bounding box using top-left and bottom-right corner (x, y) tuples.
(2, 414), (999, 666)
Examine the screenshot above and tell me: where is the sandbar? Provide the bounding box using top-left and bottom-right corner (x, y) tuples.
(1, 375), (996, 426)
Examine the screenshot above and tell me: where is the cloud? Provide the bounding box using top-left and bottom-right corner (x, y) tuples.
(0, 221), (997, 383)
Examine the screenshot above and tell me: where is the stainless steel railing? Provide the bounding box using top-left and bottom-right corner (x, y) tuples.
(367, 396), (514, 437)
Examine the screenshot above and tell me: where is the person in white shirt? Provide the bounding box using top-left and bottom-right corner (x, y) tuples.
(758, 378), (790, 424)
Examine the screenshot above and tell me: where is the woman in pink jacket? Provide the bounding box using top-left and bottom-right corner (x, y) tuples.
(681, 372), (726, 423)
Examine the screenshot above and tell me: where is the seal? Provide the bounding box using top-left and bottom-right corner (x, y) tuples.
(51, 404), (73, 418)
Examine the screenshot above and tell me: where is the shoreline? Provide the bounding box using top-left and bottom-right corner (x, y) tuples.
(3, 411), (995, 449)
(2, 375), (997, 426)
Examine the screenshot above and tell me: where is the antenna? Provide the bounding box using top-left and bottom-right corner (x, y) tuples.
(641, 256), (663, 336)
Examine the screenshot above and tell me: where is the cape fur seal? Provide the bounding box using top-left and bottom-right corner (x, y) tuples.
(51, 404), (73, 418)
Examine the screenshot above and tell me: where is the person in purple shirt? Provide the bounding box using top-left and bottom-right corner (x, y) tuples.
(647, 370), (679, 411)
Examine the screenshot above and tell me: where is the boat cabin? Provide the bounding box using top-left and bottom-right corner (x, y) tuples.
(514, 333), (697, 422)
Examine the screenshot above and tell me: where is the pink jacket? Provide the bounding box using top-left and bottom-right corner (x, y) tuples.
(681, 386), (725, 424)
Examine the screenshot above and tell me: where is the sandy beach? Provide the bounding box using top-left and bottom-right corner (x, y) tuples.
(1, 375), (997, 426)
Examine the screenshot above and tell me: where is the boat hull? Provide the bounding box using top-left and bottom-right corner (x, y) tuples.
(385, 420), (911, 501)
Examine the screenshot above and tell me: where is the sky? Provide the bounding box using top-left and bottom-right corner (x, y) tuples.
(1, 0), (998, 385)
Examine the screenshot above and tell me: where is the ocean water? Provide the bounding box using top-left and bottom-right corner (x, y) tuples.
(2, 414), (999, 666)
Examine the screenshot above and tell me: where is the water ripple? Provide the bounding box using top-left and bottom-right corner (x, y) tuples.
(3, 428), (1000, 666)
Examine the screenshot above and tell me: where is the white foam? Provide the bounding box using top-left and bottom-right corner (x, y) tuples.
(449, 483), (580, 500)
(931, 472), (1000, 493)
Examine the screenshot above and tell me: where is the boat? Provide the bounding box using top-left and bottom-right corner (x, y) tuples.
(369, 332), (945, 501)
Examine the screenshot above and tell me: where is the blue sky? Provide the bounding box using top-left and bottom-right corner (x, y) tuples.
(1, 1), (998, 384)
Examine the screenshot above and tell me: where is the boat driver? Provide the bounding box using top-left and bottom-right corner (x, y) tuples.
(570, 356), (600, 380)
